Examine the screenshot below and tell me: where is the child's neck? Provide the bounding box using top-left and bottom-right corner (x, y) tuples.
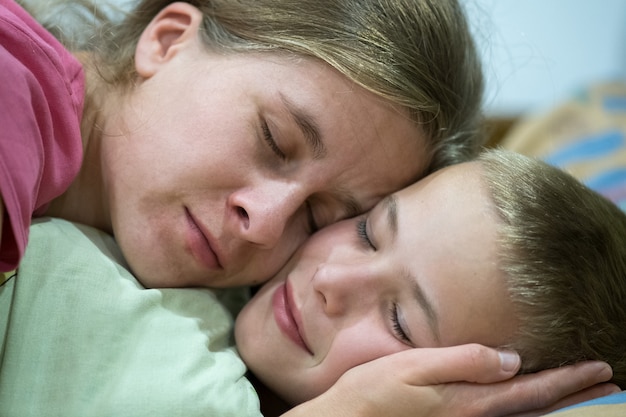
(247, 372), (291, 417)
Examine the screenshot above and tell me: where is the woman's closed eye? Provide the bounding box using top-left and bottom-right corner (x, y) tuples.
(356, 218), (375, 250)
(261, 118), (286, 161)
(305, 200), (319, 234)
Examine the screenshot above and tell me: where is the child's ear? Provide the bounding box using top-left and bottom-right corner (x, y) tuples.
(134, 2), (204, 78)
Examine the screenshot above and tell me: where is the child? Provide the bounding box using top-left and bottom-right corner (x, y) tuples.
(235, 148), (625, 410)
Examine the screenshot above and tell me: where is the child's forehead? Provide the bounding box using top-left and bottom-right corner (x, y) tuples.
(395, 160), (483, 203)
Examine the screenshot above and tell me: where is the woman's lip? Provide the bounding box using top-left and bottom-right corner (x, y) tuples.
(185, 207), (223, 270)
(273, 283), (313, 355)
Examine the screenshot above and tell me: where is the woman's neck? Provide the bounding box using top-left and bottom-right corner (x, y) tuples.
(42, 52), (112, 233)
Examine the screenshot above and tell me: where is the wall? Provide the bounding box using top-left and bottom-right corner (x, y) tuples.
(463, 0), (626, 116)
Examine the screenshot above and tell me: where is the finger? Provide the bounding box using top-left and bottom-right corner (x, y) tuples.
(474, 361), (614, 417)
(379, 344), (521, 385)
(507, 383), (621, 417)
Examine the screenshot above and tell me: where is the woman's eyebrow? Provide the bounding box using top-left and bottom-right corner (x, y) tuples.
(280, 93), (327, 159)
(279, 93), (364, 220)
(382, 194), (398, 238)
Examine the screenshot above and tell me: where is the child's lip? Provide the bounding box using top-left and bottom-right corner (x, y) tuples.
(272, 282), (313, 355)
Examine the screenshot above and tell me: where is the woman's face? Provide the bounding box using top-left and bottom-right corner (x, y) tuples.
(101, 7), (426, 288)
(235, 162), (518, 404)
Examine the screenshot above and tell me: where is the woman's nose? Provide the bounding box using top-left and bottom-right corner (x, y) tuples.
(228, 182), (307, 248)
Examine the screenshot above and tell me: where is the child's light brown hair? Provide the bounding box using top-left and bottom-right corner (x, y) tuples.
(481, 149), (626, 388)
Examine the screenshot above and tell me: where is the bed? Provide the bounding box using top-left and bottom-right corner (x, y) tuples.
(0, 218), (262, 417)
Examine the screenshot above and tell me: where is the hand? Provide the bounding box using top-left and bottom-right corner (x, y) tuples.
(283, 344), (619, 417)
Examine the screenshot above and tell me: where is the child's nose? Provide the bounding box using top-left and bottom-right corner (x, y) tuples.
(312, 262), (377, 317)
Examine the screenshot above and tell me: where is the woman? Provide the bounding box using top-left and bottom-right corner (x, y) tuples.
(0, 0), (484, 289)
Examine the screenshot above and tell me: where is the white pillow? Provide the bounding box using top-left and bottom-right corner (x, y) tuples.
(0, 218), (261, 417)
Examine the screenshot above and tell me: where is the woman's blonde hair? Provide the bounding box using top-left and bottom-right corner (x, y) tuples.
(24, 0), (486, 172)
(480, 149), (626, 389)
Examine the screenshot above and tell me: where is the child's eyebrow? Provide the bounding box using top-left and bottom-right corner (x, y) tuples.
(388, 193), (440, 344)
(409, 273), (440, 345)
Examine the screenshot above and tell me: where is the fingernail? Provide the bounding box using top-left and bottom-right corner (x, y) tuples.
(595, 362), (613, 381)
(499, 351), (521, 372)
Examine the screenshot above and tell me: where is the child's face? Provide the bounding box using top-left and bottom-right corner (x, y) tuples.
(235, 161), (519, 404)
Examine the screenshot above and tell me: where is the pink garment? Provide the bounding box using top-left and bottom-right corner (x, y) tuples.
(0, 0), (84, 271)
